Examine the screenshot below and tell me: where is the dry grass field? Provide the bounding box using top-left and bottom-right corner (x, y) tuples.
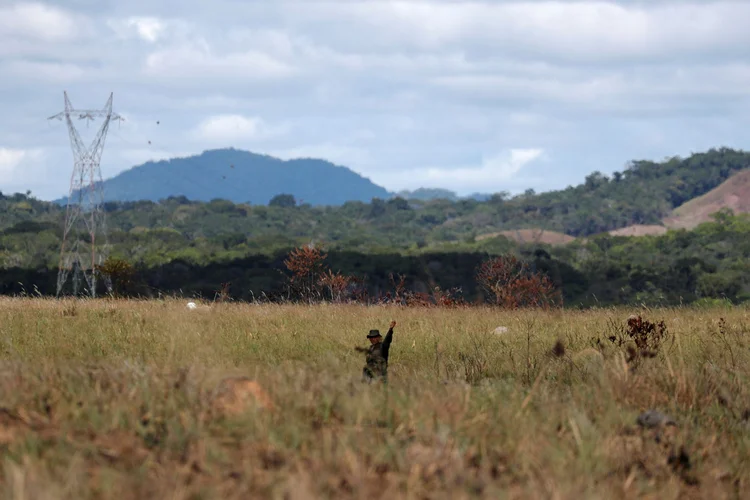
(0, 298), (748, 499)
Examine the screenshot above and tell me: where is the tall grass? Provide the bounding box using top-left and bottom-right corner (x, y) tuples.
(0, 297), (748, 499)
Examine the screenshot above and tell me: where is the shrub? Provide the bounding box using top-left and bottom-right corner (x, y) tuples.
(476, 254), (560, 309)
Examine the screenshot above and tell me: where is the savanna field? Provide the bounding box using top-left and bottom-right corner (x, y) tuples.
(0, 298), (748, 499)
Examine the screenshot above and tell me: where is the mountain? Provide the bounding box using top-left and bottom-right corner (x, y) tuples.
(56, 148), (391, 206)
(26, 147), (750, 242)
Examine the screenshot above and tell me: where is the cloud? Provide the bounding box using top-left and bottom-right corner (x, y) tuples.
(0, 148), (29, 175)
(143, 42), (296, 82)
(425, 149), (544, 190)
(0, 147), (45, 190)
(429, 62), (750, 116)
(192, 115), (289, 144)
(108, 17), (166, 43)
(3, 0), (750, 201)
(1, 60), (89, 84)
(0, 2), (84, 42)
(372, 149), (545, 195)
(128, 17), (164, 42)
(291, 1), (750, 63)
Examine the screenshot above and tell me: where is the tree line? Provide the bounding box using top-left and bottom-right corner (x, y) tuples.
(1, 148), (748, 266)
(3, 211), (748, 307)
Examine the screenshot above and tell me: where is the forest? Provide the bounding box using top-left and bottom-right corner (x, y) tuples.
(0, 147), (748, 306)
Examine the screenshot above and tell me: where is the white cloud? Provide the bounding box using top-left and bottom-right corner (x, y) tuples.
(429, 62), (750, 115)
(224, 28), (298, 59)
(0, 148), (28, 174)
(143, 41), (296, 81)
(3, 1), (750, 200)
(106, 15), (195, 44)
(110, 17), (165, 42)
(293, 1), (750, 62)
(0, 2), (84, 42)
(1, 60), (89, 83)
(192, 115), (289, 144)
(425, 148), (544, 185)
(0, 147), (45, 189)
(128, 17), (164, 42)
(374, 148), (545, 194)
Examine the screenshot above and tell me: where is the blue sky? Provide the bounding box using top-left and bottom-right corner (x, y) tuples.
(2, 0), (750, 200)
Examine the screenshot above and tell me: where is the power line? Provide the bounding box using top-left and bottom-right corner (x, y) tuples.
(48, 91), (123, 298)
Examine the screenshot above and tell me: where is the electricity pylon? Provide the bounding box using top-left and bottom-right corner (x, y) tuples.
(48, 91), (122, 298)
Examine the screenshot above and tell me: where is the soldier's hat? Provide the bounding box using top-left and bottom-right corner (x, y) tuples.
(367, 329), (382, 338)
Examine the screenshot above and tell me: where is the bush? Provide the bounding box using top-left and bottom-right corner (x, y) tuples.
(476, 254), (561, 309)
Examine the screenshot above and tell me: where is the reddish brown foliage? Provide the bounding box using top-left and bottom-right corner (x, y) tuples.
(376, 274), (466, 308)
(430, 286), (467, 308)
(606, 315), (672, 367)
(318, 270), (354, 303)
(475, 254), (560, 309)
(283, 244), (328, 301)
(388, 273), (407, 303)
(283, 245), (327, 282)
(626, 315), (669, 354)
(282, 244), (365, 303)
(281, 248), (556, 309)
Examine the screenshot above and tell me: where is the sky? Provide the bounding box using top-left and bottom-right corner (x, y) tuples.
(2, 0), (750, 200)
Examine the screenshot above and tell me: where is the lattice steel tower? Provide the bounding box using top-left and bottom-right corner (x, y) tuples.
(48, 91), (122, 298)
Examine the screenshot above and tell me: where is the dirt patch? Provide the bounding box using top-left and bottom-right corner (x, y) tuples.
(211, 377), (275, 416)
(476, 228), (575, 246)
(664, 169), (750, 229)
(609, 224), (668, 237)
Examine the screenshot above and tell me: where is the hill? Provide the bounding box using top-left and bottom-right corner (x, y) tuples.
(50, 146), (750, 227)
(664, 169), (750, 229)
(2, 147), (750, 305)
(56, 148), (391, 206)
(607, 169), (750, 236)
(10, 147), (750, 251)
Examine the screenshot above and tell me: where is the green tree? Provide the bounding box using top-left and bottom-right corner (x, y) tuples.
(269, 194), (296, 208)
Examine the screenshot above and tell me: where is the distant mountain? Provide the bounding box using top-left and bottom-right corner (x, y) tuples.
(46, 147), (750, 236)
(55, 148), (391, 206)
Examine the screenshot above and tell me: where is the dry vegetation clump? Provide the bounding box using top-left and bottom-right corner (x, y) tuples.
(279, 244), (548, 309)
(0, 298), (748, 498)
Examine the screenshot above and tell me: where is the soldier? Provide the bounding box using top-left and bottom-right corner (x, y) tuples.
(355, 320), (396, 383)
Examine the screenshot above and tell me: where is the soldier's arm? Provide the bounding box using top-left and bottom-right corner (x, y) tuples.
(383, 321), (396, 349)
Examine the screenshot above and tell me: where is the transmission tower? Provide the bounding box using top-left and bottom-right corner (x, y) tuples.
(48, 91), (123, 298)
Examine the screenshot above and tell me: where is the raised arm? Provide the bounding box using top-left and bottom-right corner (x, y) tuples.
(383, 320), (396, 351)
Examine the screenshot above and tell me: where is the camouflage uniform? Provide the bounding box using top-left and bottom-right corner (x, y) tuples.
(361, 326), (394, 383)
